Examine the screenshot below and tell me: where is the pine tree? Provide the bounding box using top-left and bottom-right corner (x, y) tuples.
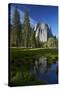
(31, 28), (36, 48)
(22, 10), (31, 47)
(11, 8), (21, 47)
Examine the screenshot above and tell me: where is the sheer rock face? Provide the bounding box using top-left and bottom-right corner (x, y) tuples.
(34, 23), (53, 42)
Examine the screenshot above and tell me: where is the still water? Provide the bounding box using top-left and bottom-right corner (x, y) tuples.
(30, 57), (58, 84)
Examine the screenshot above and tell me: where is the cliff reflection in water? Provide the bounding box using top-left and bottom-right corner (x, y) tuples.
(31, 56), (58, 84)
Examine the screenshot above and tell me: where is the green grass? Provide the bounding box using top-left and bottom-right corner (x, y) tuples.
(10, 47), (58, 66)
(10, 47), (58, 59)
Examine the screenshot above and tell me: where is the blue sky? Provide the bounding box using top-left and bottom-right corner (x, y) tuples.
(9, 4), (58, 37)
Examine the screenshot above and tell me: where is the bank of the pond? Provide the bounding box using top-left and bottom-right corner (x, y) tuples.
(10, 47), (58, 62)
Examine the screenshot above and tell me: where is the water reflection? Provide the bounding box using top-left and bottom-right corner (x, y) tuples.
(34, 57), (47, 74)
(11, 55), (58, 85)
(31, 56), (58, 84)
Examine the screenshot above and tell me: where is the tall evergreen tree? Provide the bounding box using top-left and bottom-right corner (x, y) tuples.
(11, 8), (21, 47)
(22, 10), (31, 47)
(31, 28), (36, 48)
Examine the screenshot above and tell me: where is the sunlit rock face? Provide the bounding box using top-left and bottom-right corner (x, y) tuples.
(34, 23), (53, 42)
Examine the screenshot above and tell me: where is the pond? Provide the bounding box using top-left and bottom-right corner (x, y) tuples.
(31, 56), (58, 84)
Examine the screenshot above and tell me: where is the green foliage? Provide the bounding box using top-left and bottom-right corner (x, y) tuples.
(10, 8), (22, 47)
(30, 29), (36, 48)
(43, 42), (48, 48)
(22, 10), (31, 47)
(47, 37), (58, 48)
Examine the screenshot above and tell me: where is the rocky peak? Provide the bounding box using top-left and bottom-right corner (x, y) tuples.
(34, 23), (53, 42)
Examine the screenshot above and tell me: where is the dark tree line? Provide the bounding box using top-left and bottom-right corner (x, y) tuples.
(10, 8), (21, 47)
(22, 10), (31, 47)
(10, 8), (36, 48)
